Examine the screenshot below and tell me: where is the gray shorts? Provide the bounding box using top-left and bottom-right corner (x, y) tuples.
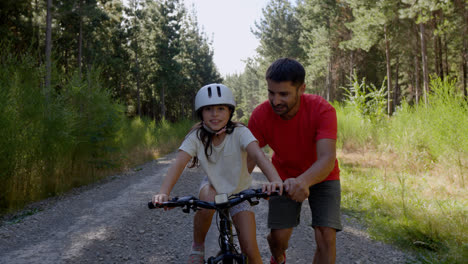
(199, 177), (252, 217)
(268, 180), (342, 231)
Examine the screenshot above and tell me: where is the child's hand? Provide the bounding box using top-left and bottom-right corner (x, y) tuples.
(152, 194), (170, 210)
(262, 181), (283, 196)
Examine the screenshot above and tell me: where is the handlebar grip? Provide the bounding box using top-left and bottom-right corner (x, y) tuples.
(148, 201), (175, 209)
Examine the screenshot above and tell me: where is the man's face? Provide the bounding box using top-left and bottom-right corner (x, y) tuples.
(267, 80), (305, 120)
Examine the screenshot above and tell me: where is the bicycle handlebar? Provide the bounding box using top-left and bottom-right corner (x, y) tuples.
(148, 188), (279, 212)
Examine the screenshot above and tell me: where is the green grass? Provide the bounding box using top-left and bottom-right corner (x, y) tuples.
(335, 77), (467, 263)
(339, 157), (467, 263)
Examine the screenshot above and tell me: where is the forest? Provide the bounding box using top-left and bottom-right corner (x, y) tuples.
(1, 0), (467, 263)
(2, 0), (467, 121)
(227, 0), (467, 122)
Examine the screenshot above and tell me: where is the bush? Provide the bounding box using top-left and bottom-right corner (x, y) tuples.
(0, 47), (124, 213)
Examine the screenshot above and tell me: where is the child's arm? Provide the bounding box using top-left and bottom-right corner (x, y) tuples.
(152, 150), (192, 205)
(245, 141), (283, 195)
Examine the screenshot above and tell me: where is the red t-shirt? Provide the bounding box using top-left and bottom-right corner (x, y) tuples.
(248, 94), (340, 181)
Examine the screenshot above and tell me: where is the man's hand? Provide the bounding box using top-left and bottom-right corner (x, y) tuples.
(261, 181), (284, 196)
(283, 178), (309, 202)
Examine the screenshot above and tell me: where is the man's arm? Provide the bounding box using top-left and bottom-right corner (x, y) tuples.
(283, 138), (337, 202)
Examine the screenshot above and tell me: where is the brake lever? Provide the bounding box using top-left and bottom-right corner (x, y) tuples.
(247, 198), (259, 206)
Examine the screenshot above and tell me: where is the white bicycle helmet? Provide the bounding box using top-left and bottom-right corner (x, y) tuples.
(194, 83), (236, 112)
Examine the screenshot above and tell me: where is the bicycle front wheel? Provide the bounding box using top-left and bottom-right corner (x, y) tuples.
(207, 253), (246, 264)
(222, 254), (247, 264)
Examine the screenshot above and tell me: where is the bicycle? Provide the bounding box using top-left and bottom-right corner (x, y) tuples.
(148, 188), (279, 264)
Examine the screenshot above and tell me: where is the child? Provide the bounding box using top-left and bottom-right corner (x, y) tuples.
(152, 83), (283, 264)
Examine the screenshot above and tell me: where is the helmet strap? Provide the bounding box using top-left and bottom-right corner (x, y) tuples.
(202, 122), (227, 136)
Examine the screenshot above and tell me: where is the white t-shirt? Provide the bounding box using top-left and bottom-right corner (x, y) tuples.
(180, 125), (257, 195)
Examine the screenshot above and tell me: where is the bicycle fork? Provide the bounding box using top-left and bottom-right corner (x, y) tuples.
(206, 210), (247, 264)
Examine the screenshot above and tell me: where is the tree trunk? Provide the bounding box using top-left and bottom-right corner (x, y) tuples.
(326, 18), (332, 101)
(326, 59), (332, 101)
(414, 54), (420, 105)
(394, 56), (400, 111)
(420, 22), (429, 105)
(434, 32), (440, 78)
(414, 24), (420, 105)
(463, 0), (468, 98)
(131, 0), (141, 116)
(135, 43), (141, 117)
(161, 83), (166, 120)
(384, 24), (393, 115)
(36, 0), (41, 63)
(45, 0), (52, 101)
(443, 34), (449, 78)
(438, 35), (443, 79)
(78, 0), (83, 79)
(350, 50), (354, 81)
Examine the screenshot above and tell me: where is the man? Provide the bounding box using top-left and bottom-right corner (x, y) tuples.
(248, 58), (341, 264)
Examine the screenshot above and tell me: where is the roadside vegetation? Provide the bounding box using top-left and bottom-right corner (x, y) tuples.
(0, 50), (193, 215)
(336, 76), (467, 264)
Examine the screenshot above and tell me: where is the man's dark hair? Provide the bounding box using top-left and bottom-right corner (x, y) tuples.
(265, 58), (305, 87)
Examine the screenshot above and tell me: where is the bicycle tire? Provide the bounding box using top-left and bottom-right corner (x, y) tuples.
(206, 254), (246, 264)
(222, 255), (247, 264)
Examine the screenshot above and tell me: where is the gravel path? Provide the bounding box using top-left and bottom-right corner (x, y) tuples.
(0, 152), (414, 263)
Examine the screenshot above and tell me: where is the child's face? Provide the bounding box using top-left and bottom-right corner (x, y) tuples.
(202, 105), (231, 131)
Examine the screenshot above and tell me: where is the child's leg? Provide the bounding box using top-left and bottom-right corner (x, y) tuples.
(188, 184), (216, 264)
(193, 184), (216, 244)
(232, 210), (262, 264)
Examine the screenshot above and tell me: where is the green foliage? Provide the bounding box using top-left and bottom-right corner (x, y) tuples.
(62, 70), (125, 169)
(0, 44), (196, 214)
(224, 59), (268, 124)
(253, 0), (304, 62)
(297, 0), (341, 89)
(0, 47), (119, 213)
(338, 75), (467, 263)
(384, 77), (468, 164)
(341, 73), (388, 121)
(334, 102), (377, 150)
(339, 74), (467, 169)
(118, 116), (193, 153)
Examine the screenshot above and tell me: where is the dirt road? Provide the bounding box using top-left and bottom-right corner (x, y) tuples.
(0, 152), (413, 263)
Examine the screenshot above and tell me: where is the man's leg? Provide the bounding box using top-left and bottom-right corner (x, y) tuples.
(267, 195), (302, 263)
(313, 226), (336, 264)
(308, 180), (342, 264)
(267, 228), (293, 264)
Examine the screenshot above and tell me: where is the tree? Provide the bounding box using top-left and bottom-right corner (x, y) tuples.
(400, 0), (441, 105)
(0, 0), (35, 53)
(126, 0), (145, 116)
(45, 0), (52, 100)
(297, 0), (349, 100)
(341, 0), (401, 115)
(176, 6), (221, 119)
(150, 0), (184, 120)
(252, 0), (305, 64)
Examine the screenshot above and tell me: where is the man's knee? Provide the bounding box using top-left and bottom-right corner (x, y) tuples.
(314, 226), (336, 246)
